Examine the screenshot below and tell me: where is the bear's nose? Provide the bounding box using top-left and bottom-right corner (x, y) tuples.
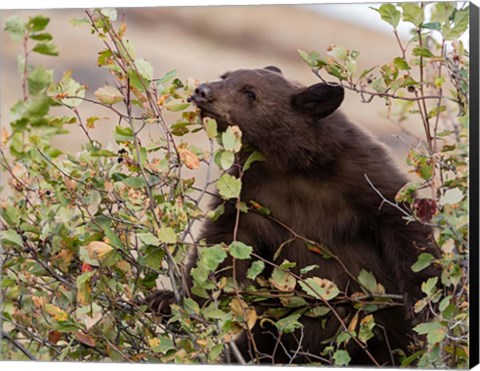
(188, 83), (213, 103)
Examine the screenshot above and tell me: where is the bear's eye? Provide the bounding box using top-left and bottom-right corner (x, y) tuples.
(244, 90), (256, 100)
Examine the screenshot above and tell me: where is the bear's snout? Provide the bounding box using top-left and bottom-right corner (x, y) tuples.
(187, 83), (213, 104)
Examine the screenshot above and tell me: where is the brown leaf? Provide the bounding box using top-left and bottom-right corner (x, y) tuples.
(48, 331), (62, 344)
(75, 331), (96, 347)
(230, 298), (257, 330)
(52, 249), (74, 272)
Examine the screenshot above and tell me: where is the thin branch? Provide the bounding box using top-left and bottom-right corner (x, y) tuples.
(312, 69), (460, 104)
(1, 329), (37, 360)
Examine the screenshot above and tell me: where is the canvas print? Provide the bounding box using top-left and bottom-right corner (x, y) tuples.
(0, 1), (477, 368)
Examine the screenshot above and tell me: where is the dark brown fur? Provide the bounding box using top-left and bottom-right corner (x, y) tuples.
(148, 67), (440, 365)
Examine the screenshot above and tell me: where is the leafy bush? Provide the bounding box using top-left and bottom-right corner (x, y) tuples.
(0, 3), (470, 367)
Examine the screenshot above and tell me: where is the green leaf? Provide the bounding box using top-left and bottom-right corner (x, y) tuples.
(411, 253), (434, 272)
(297, 49), (309, 63)
(0, 206), (20, 227)
(156, 69), (177, 85)
(122, 176), (146, 189)
(28, 15), (50, 32)
(439, 187), (464, 206)
(158, 227), (177, 244)
(0, 230), (24, 247)
(413, 47), (434, 58)
(229, 241), (253, 260)
(134, 58), (154, 81)
(87, 190), (102, 215)
(327, 45), (349, 61)
(94, 86), (123, 105)
(32, 41), (58, 56)
(28, 65), (52, 95)
(325, 64), (345, 80)
(300, 264), (319, 275)
(184, 297), (200, 314)
(247, 261), (265, 280)
(400, 3), (424, 26)
(142, 245), (164, 269)
(358, 270), (382, 294)
(216, 173), (241, 200)
(5, 16), (26, 42)
(198, 244), (227, 271)
(393, 57), (410, 71)
(163, 99), (189, 112)
(444, 7), (469, 40)
(270, 267), (296, 292)
(151, 336), (175, 354)
(114, 125), (134, 141)
(219, 151), (235, 170)
(422, 22), (441, 31)
(358, 314), (375, 343)
(373, 4), (401, 29)
(333, 349), (351, 366)
(369, 77), (385, 93)
(421, 276), (438, 296)
(299, 277), (339, 300)
(243, 151), (265, 171)
(137, 232), (161, 246)
(431, 2), (455, 23)
(414, 321), (447, 345)
(97, 50), (113, 67)
(221, 126), (241, 152)
(275, 312), (303, 334)
(401, 350), (425, 367)
(30, 32), (53, 41)
(70, 18), (90, 27)
(204, 118), (218, 139)
(305, 305), (330, 318)
(56, 71), (85, 107)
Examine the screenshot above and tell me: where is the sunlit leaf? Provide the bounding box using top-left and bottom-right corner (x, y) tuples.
(299, 277), (339, 300)
(94, 85), (123, 105)
(270, 267), (296, 292)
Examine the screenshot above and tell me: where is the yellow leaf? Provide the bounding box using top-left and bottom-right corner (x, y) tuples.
(179, 148), (200, 170)
(77, 280), (92, 306)
(149, 338), (160, 348)
(230, 298), (257, 330)
(44, 304), (68, 322)
(87, 241), (114, 261)
(1, 127), (9, 146)
(348, 312), (359, 334)
(32, 295), (47, 309)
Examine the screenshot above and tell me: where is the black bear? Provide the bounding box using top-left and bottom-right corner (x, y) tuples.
(148, 66), (440, 366)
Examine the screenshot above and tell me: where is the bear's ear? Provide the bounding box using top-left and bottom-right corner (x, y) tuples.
(291, 83), (344, 119)
(264, 65), (283, 74)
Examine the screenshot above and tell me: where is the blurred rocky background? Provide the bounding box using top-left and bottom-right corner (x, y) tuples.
(1, 5), (417, 170)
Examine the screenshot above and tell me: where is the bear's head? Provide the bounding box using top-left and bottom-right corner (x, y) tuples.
(188, 66), (345, 169)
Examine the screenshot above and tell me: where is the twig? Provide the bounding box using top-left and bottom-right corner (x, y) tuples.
(312, 69), (460, 104)
(1, 329), (37, 360)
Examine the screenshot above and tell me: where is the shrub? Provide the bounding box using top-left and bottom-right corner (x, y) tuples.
(0, 4), (470, 367)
